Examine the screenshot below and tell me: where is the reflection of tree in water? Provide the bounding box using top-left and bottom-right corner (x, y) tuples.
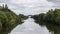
(32, 9), (60, 34)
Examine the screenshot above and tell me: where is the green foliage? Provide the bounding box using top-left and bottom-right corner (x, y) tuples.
(19, 14), (28, 20)
(32, 9), (60, 34)
(0, 4), (28, 34)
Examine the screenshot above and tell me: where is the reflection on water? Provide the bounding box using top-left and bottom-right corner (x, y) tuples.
(10, 17), (51, 34)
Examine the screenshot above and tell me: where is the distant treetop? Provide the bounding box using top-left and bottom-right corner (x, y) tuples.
(0, 4), (8, 10)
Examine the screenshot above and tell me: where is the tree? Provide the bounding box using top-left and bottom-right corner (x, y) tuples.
(0, 4), (26, 34)
(32, 9), (60, 34)
(5, 4), (8, 10)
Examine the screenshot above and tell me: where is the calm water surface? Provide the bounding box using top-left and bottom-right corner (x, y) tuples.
(10, 17), (51, 34)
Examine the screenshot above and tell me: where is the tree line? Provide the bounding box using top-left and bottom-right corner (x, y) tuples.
(0, 4), (28, 34)
(31, 9), (60, 34)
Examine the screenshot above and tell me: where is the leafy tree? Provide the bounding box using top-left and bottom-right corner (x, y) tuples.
(0, 4), (28, 34)
(32, 9), (60, 34)
(5, 4), (8, 10)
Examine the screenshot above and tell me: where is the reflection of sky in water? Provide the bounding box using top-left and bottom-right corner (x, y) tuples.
(10, 18), (50, 34)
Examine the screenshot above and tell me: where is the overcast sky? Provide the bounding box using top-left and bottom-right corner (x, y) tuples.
(0, 0), (59, 34)
(0, 0), (60, 15)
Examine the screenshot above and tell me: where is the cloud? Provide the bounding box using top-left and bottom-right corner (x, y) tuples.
(7, 0), (55, 15)
(47, 0), (60, 6)
(47, 0), (60, 3)
(9, 0), (54, 6)
(0, 0), (60, 15)
(0, 0), (7, 3)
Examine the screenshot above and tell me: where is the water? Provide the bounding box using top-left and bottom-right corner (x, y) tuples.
(10, 17), (51, 34)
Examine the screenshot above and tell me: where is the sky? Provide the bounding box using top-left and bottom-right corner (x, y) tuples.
(0, 0), (60, 15)
(0, 0), (59, 34)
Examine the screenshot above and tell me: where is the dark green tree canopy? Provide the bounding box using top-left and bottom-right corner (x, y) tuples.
(0, 4), (28, 34)
(32, 9), (60, 34)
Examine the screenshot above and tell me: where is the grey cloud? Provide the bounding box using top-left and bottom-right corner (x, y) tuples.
(0, 0), (60, 15)
(47, 0), (60, 5)
(0, 0), (9, 3)
(47, 0), (60, 8)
